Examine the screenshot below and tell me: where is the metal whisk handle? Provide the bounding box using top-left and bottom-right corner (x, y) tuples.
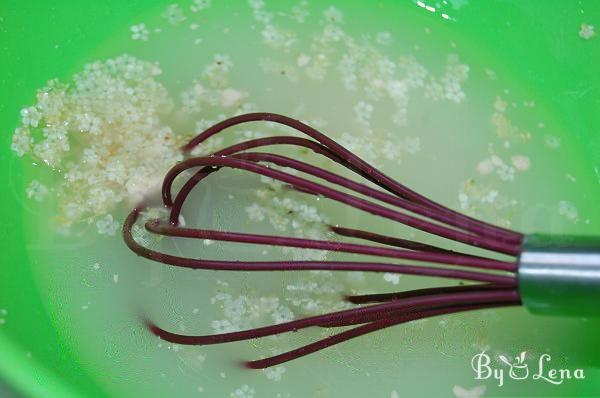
(518, 234), (600, 317)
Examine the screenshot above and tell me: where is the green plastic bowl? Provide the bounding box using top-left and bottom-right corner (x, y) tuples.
(1, 1), (599, 397)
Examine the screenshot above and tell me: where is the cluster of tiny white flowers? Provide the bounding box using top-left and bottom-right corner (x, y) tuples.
(244, 185), (331, 261)
(262, 25), (297, 49)
(0, 309), (7, 326)
(477, 145), (531, 183)
(321, 23), (344, 43)
(210, 318), (235, 334)
(271, 304), (295, 324)
(458, 179), (515, 227)
(510, 154), (530, 171)
(290, 1), (309, 23)
(20, 106), (42, 127)
(558, 200), (579, 222)
(162, 3), (186, 25)
(249, 0), (297, 49)
(305, 53), (328, 81)
(353, 101), (374, 127)
(323, 6), (344, 24)
(220, 88), (246, 107)
(11, 55), (183, 229)
(180, 55), (248, 115)
(96, 214), (120, 236)
(210, 262), (353, 328)
(258, 58), (300, 82)
(25, 180), (49, 202)
(491, 96), (532, 142)
(476, 154), (515, 182)
(424, 55), (469, 104)
(543, 135), (560, 151)
(208, 53), (237, 81)
(459, 181), (498, 210)
(263, 365), (286, 381)
(296, 53), (311, 67)
(241, 5), (468, 132)
(10, 128), (32, 157)
(210, 293), (295, 333)
(338, 132), (378, 164)
(579, 23), (596, 40)
(272, 197), (324, 225)
(399, 136), (421, 154)
(383, 273), (401, 285)
(375, 31), (392, 45)
(190, 0), (211, 13)
(230, 384), (255, 398)
(245, 203), (265, 221)
(180, 83), (208, 113)
(130, 23), (150, 41)
(248, 0), (266, 12)
(285, 276), (352, 314)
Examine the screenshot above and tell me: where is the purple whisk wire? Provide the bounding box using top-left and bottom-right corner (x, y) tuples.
(180, 113), (523, 243)
(146, 289), (519, 345)
(123, 112), (524, 369)
(345, 283), (511, 305)
(123, 210), (514, 285)
(161, 155), (520, 256)
(145, 219), (513, 271)
(244, 300), (520, 369)
(146, 289), (520, 369)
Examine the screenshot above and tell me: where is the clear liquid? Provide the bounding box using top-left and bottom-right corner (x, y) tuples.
(20, 1), (598, 397)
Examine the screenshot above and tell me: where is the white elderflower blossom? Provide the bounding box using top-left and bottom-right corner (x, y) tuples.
(271, 305), (294, 324)
(96, 214), (119, 236)
(11, 127), (32, 157)
(322, 24), (344, 42)
(130, 23), (150, 41)
(559, 200), (578, 222)
(264, 365), (286, 381)
(323, 6), (343, 24)
(220, 88), (246, 107)
(11, 55), (183, 230)
(20, 106), (42, 127)
(511, 154), (530, 171)
(212, 54), (233, 72)
(190, 0), (211, 13)
(245, 203), (265, 221)
(200, 54), (234, 88)
(296, 53), (311, 67)
(253, 8), (273, 24)
(230, 384), (255, 398)
(383, 273), (401, 285)
(354, 101), (374, 126)
(262, 25), (283, 46)
(162, 4), (186, 25)
(248, 0), (264, 9)
(376, 31), (392, 45)
(26, 180), (49, 202)
(579, 24), (595, 40)
(291, 2), (309, 23)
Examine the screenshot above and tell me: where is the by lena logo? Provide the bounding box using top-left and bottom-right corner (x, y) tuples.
(471, 351), (585, 387)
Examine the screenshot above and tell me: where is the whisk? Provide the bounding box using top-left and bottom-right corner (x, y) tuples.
(123, 112), (600, 369)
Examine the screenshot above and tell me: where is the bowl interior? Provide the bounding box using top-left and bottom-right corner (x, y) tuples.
(1, 1), (599, 397)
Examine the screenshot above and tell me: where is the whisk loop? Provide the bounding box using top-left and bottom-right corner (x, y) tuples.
(124, 112), (525, 369)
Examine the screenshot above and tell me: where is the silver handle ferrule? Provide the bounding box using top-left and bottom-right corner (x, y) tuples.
(518, 234), (600, 317)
